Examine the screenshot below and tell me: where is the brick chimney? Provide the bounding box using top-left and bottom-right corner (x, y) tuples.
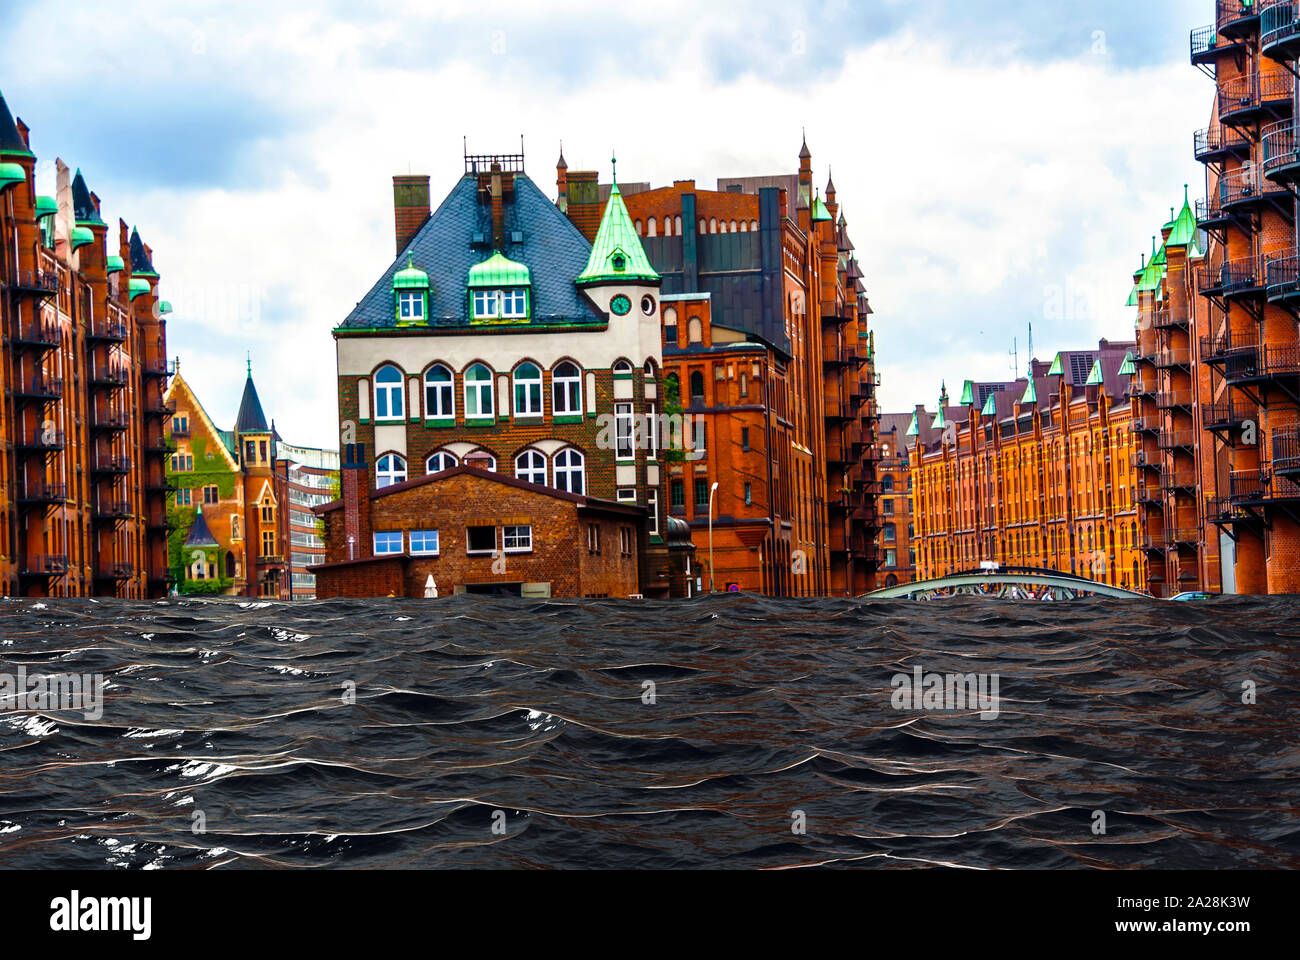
(489, 161), (504, 250)
(392, 174), (431, 255)
(340, 443), (372, 561)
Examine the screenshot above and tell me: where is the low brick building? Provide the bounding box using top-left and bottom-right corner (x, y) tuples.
(313, 455), (685, 598)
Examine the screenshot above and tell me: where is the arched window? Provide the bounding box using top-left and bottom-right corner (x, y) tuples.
(739, 221), (747, 232)
(635, 219), (643, 236)
(730, 219), (738, 232)
(376, 453), (407, 489)
(225, 551), (236, 578)
(465, 450), (497, 471)
(709, 217), (717, 233)
(513, 362), (543, 417)
(749, 220), (757, 231)
(374, 364), (404, 421)
(515, 449), (547, 485)
(464, 363), (494, 420)
(675, 215), (682, 235)
(613, 359), (633, 377)
(424, 365), (454, 420)
(664, 217), (673, 237)
(553, 361), (582, 416)
(689, 370), (705, 406)
(882, 475), (894, 492)
(644, 359), (657, 379)
(687, 317), (703, 343)
(647, 217), (657, 238)
(427, 450), (458, 474)
(553, 448), (585, 494)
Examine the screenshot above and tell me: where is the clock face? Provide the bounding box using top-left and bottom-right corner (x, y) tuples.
(610, 294), (632, 316)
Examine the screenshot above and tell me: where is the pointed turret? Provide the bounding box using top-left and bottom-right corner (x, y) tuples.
(575, 161), (659, 286)
(235, 359), (270, 434)
(184, 506), (219, 548)
(129, 226), (158, 278)
(0, 89), (33, 158)
(72, 169), (104, 225)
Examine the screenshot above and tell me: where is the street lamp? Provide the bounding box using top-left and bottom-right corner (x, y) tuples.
(708, 481), (719, 593)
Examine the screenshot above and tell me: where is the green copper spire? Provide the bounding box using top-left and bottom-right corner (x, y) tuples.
(931, 386), (947, 429)
(1118, 351), (1136, 376)
(905, 412), (919, 437)
(1166, 184), (1199, 248)
(981, 391), (997, 417)
(576, 173), (659, 286)
(811, 189), (833, 223)
(959, 379), (975, 406)
(1020, 378), (1037, 405)
(1086, 358), (1104, 386)
(1048, 353), (1064, 376)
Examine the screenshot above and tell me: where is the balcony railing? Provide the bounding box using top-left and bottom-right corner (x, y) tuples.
(12, 376), (63, 400)
(1220, 163), (1286, 208)
(1159, 430), (1197, 450)
(4, 269), (58, 295)
(1155, 348), (1193, 368)
(1223, 343), (1300, 382)
(1151, 308), (1189, 330)
(97, 563), (135, 580)
(1262, 0), (1300, 58)
(18, 482), (67, 503)
(15, 427), (65, 451)
(1274, 425), (1300, 475)
(20, 555), (68, 577)
(1264, 249), (1300, 301)
(1218, 71), (1294, 121)
(86, 319), (128, 342)
(1230, 469), (1265, 501)
(1195, 194), (1232, 229)
(1200, 331), (1257, 361)
(1161, 471), (1198, 492)
(90, 407), (131, 431)
(1218, 0), (1263, 33)
(1263, 120), (1300, 181)
(1202, 255), (1264, 296)
(12, 321), (60, 347)
(1157, 389), (1195, 409)
(1203, 401), (1253, 430)
(1135, 483), (1162, 504)
(91, 455), (132, 474)
(93, 500), (133, 520)
(144, 397), (176, 416)
(1164, 527), (1200, 545)
(1194, 124), (1251, 161)
(89, 363), (129, 387)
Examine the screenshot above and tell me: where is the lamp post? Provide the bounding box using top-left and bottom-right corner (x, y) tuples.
(708, 481), (719, 593)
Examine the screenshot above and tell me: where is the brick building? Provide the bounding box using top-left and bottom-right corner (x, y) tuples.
(0, 88), (171, 597)
(1185, 1), (1300, 594)
(164, 363), (293, 597)
(330, 147), (680, 594)
(876, 412), (917, 587)
(312, 460), (667, 599)
(565, 139), (881, 596)
(909, 341), (1147, 591)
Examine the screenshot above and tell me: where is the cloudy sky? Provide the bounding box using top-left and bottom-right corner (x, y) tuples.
(1, 0), (1209, 446)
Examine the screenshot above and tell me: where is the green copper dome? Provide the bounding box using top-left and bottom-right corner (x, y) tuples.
(1166, 185), (1199, 248)
(468, 250), (531, 288)
(577, 177), (659, 286)
(158, 300), (173, 315)
(1086, 359), (1104, 386)
(0, 161), (24, 193)
(392, 253), (429, 290)
(128, 277), (151, 300)
(35, 194), (57, 218)
(70, 225), (94, 250)
(105, 254), (124, 273)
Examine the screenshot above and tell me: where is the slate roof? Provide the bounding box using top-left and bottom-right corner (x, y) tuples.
(0, 90), (31, 157)
(184, 507), (219, 548)
(235, 375), (269, 433)
(72, 169), (103, 225)
(339, 173), (603, 330)
(129, 227), (157, 277)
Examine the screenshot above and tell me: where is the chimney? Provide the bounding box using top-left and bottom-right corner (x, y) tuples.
(490, 161), (504, 250)
(340, 443), (371, 560)
(392, 174), (431, 255)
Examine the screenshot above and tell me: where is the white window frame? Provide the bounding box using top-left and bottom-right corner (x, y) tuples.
(472, 288), (527, 320)
(466, 525), (497, 555)
(503, 524), (532, 553)
(615, 403), (635, 461)
(553, 361), (582, 416)
(409, 530), (439, 556)
(376, 453), (407, 489)
(515, 449), (547, 486)
(398, 290), (424, 321)
(647, 489), (660, 537)
(427, 451), (458, 474)
(374, 531), (404, 555)
(513, 362), (543, 418)
(553, 448), (585, 494)
(464, 364), (494, 420)
(424, 364), (454, 419)
(374, 364), (405, 421)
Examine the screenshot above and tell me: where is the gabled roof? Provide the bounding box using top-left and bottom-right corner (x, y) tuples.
(905, 412), (919, 436)
(235, 373), (269, 434)
(811, 189), (833, 222)
(1166, 186), (1198, 248)
(0, 89), (32, 158)
(339, 174), (603, 330)
(163, 374), (242, 472)
(1085, 358), (1105, 386)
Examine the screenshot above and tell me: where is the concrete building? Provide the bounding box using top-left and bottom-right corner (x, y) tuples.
(278, 442), (338, 599)
(0, 88), (171, 597)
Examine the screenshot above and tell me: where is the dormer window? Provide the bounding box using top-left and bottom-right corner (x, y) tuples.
(398, 290), (424, 321)
(392, 254), (430, 326)
(473, 288), (528, 320)
(611, 251), (627, 272)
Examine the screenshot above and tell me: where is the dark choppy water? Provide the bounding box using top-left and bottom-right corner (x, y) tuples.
(0, 594), (1297, 870)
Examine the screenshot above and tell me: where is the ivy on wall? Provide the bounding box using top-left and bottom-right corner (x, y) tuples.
(166, 431), (240, 595)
